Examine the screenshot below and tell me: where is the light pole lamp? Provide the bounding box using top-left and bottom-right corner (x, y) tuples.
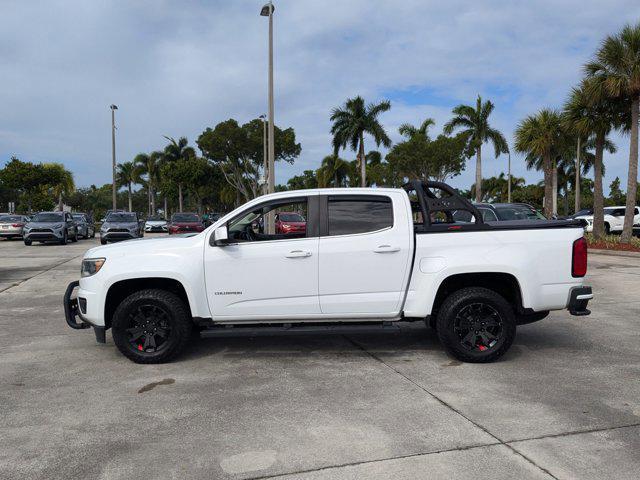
(110, 104), (118, 211)
(261, 1), (275, 233)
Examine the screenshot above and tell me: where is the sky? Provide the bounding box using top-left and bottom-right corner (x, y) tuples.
(1, 0), (638, 194)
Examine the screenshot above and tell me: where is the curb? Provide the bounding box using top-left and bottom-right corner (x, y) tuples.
(588, 248), (640, 258)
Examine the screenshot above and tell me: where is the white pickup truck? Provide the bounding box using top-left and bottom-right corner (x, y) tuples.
(64, 181), (592, 364)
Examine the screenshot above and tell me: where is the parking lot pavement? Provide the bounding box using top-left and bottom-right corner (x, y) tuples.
(0, 241), (639, 480)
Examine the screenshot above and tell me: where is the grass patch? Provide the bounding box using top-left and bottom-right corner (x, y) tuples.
(585, 233), (640, 253)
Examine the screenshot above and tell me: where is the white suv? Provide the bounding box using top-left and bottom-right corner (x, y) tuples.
(577, 206), (640, 234)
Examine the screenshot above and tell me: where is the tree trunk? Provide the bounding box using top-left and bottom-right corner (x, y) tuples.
(552, 160), (558, 216)
(621, 96), (639, 243)
(543, 154), (553, 219)
(147, 186), (151, 216)
(164, 196), (168, 220)
(592, 133), (605, 240)
(150, 183), (156, 215)
(563, 180), (569, 216)
(58, 192), (63, 211)
(359, 132), (366, 187)
(178, 184), (183, 212)
(575, 137), (581, 214)
(128, 184), (133, 212)
(475, 145), (482, 203)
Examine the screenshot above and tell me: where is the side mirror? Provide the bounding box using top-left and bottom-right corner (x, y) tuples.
(213, 225), (230, 246)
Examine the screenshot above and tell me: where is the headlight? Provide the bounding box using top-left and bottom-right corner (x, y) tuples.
(81, 258), (106, 277)
(53, 223), (64, 229)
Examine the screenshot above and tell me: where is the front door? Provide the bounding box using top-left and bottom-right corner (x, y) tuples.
(205, 195), (320, 320)
(318, 193), (412, 316)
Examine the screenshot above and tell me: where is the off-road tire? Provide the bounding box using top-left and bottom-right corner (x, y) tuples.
(112, 289), (192, 364)
(24, 238), (32, 246)
(436, 287), (516, 363)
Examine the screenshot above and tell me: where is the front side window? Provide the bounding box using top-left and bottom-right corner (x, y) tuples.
(228, 199), (308, 242)
(327, 196), (393, 236)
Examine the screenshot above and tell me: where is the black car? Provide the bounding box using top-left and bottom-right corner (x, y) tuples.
(453, 203), (546, 223)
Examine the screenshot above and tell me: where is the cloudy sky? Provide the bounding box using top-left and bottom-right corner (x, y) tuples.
(1, 1), (638, 193)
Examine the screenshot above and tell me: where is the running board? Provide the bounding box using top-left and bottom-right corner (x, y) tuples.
(200, 322), (400, 338)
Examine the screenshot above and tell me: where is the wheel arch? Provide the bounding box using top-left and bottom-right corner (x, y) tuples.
(104, 277), (192, 329)
(431, 272), (525, 317)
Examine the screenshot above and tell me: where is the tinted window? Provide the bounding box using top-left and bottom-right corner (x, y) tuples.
(0, 215), (23, 222)
(328, 197), (393, 236)
(480, 209), (498, 222)
(106, 213), (137, 222)
(172, 213), (200, 222)
(32, 213), (64, 222)
(278, 213), (304, 222)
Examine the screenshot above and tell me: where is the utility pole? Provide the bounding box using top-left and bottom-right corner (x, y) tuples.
(575, 137), (581, 213)
(261, 1), (275, 233)
(507, 151), (512, 203)
(260, 114), (267, 195)
(110, 104), (118, 211)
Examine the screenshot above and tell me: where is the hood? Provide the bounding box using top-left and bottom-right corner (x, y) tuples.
(26, 221), (65, 228)
(146, 220), (167, 225)
(85, 232), (203, 259)
(103, 221), (138, 229)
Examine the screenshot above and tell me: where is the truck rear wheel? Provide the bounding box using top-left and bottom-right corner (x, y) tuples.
(436, 287), (516, 363)
(112, 289), (192, 364)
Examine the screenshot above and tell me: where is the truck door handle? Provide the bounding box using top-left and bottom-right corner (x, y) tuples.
(374, 245), (400, 253)
(285, 250), (312, 258)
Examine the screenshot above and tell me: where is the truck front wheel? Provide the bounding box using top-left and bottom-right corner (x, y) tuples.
(112, 289), (192, 364)
(436, 287), (516, 363)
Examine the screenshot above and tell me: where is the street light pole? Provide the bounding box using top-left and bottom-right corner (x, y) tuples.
(507, 151), (512, 203)
(260, 114), (267, 195)
(261, 1), (275, 232)
(575, 137), (581, 213)
(110, 104), (118, 211)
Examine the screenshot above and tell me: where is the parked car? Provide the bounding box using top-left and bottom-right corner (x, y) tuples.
(64, 181), (591, 364)
(0, 214), (30, 240)
(168, 213), (204, 234)
(72, 213), (95, 239)
(100, 211), (143, 244)
(575, 206), (640, 234)
(275, 211), (307, 235)
(145, 216), (168, 233)
(454, 203), (546, 223)
(23, 212), (78, 245)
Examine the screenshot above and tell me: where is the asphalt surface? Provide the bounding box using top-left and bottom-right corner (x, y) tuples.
(0, 234), (639, 479)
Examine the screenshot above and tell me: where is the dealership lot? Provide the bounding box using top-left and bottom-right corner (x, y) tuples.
(1, 237), (639, 479)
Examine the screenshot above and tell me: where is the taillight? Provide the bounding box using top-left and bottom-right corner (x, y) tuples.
(572, 237), (587, 277)
(12, 223), (25, 227)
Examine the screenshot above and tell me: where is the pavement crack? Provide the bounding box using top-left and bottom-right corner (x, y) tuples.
(506, 422), (640, 444)
(343, 336), (559, 480)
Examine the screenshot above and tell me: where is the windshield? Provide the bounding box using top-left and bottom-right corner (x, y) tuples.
(172, 214), (199, 222)
(106, 212), (137, 222)
(72, 214), (86, 221)
(147, 216), (164, 221)
(31, 213), (64, 222)
(278, 213), (304, 222)
(0, 215), (24, 222)
(495, 206), (543, 221)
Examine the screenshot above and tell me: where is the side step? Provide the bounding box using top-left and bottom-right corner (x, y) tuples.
(200, 322), (400, 338)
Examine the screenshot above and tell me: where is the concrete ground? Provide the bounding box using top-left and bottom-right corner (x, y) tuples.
(0, 235), (638, 480)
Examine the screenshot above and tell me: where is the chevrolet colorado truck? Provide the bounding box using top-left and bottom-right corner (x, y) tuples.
(64, 181), (592, 364)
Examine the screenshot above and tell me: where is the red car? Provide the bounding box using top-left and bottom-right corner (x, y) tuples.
(168, 213), (204, 235)
(275, 212), (306, 235)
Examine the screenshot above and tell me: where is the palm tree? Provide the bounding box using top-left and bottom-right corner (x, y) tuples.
(399, 118), (435, 140)
(585, 22), (640, 242)
(134, 151), (162, 216)
(44, 163), (74, 211)
(318, 154), (350, 187)
(162, 136), (196, 212)
(116, 161), (139, 212)
(514, 109), (565, 218)
(330, 96), (392, 187)
(563, 78), (619, 239)
(444, 95), (509, 202)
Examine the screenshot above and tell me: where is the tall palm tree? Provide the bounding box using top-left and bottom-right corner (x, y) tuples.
(444, 95), (509, 202)
(585, 22), (640, 242)
(318, 154), (350, 187)
(44, 163), (74, 211)
(163, 136), (196, 212)
(116, 161), (139, 212)
(399, 118), (435, 140)
(514, 109), (565, 218)
(134, 151), (162, 215)
(330, 96), (392, 187)
(563, 78), (619, 239)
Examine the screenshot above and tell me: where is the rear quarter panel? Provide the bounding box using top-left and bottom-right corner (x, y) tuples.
(404, 227), (586, 316)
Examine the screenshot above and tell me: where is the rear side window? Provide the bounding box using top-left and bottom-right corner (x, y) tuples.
(327, 196), (393, 236)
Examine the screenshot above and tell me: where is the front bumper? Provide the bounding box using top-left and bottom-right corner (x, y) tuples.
(101, 231), (137, 241)
(145, 225), (168, 232)
(567, 286), (592, 316)
(25, 229), (64, 240)
(63, 281), (106, 343)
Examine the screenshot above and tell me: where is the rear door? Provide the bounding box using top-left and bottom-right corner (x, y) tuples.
(318, 192), (413, 316)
